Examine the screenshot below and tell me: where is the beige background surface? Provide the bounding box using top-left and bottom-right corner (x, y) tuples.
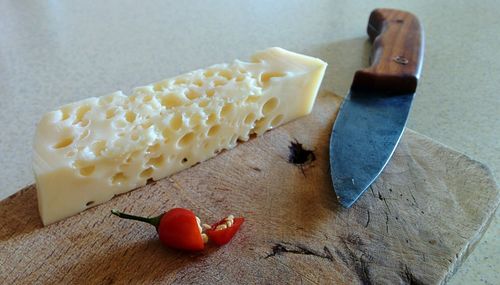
(0, 1), (498, 284)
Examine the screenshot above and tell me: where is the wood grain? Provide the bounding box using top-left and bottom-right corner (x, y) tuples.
(0, 92), (498, 284)
(352, 9), (424, 94)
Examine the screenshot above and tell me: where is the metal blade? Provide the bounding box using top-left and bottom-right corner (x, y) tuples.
(330, 91), (414, 208)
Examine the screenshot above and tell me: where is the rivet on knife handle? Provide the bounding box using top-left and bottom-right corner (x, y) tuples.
(351, 8), (424, 94)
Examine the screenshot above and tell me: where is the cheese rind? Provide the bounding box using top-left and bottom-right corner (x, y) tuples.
(33, 47), (327, 225)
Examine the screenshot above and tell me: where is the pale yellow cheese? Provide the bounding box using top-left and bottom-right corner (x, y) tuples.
(33, 47), (327, 225)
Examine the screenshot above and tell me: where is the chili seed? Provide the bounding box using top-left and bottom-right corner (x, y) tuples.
(201, 233), (209, 243)
(216, 224), (228, 231)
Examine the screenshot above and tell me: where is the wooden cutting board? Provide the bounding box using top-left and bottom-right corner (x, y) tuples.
(1, 92), (498, 285)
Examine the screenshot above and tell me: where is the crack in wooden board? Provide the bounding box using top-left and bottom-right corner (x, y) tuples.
(0, 92), (498, 284)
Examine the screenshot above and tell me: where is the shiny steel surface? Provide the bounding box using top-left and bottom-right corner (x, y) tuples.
(330, 91), (414, 207)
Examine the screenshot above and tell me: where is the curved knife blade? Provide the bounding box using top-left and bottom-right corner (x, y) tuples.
(330, 91), (413, 208)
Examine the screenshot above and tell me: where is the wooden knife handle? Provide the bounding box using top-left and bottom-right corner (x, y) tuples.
(351, 8), (424, 94)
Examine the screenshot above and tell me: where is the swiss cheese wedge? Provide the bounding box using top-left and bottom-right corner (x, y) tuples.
(33, 47), (327, 225)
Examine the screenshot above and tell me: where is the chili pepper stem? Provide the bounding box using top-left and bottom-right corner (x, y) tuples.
(111, 209), (162, 228)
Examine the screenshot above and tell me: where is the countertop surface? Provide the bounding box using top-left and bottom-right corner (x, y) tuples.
(0, 1), (498, 284)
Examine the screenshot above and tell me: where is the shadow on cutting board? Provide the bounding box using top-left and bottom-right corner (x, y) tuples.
(48, 239), (212, 284)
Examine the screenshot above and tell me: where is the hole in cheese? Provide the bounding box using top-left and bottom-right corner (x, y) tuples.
(73, 105), (91, 125)
(244, 113), (256, 125)
(207, 113), (217, 125)
(53, 137), (74, 149)
(60, 107), (71, 121)
(106, 108), (117, 119)
(193, 79), (204, 87)
(111, 172), (127, 185)
(206, 89), (215, 97)
(204, 69), (215, 77)
(147, 143), (161, 154)
(161, 93), (184, 108)
(235, 74), (245, 82)
(174, 78), (188, 85)
(260, 71), (286, 87)
(148, 155), (164, 168)
(207, 125), (220, 137)
(219, 70), (233, 80)
(220, 103), (234, 117)
(186, 90), (201, 100)
(253, 117), (267, 133)
(153, 82), (165, 91)
(178, 132), (194, 147)
(79, 165), (95, 176)
(140, 167), (154, 178)
(198, 99), (209, 108)
(125, 111), (136, 123)
(213, 79), (227, 87)
(262, 97), (279, 115)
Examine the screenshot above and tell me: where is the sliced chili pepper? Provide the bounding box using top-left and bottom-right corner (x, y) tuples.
(111, 209), (244, 250)
(205, 215), (245, 246)
(111, 208), (205, 251)
(158, 208), (205, 251)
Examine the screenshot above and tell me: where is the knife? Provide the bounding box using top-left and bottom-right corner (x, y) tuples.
(330, 8), (424, 208)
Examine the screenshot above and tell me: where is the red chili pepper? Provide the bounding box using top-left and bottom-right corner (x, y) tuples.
(112, 209), (244, 251)
(111, 208), (205, 251)
(205, 215), (245, 246)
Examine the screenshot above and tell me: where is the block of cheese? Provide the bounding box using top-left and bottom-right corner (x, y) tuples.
(33, 47), (327, 225)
